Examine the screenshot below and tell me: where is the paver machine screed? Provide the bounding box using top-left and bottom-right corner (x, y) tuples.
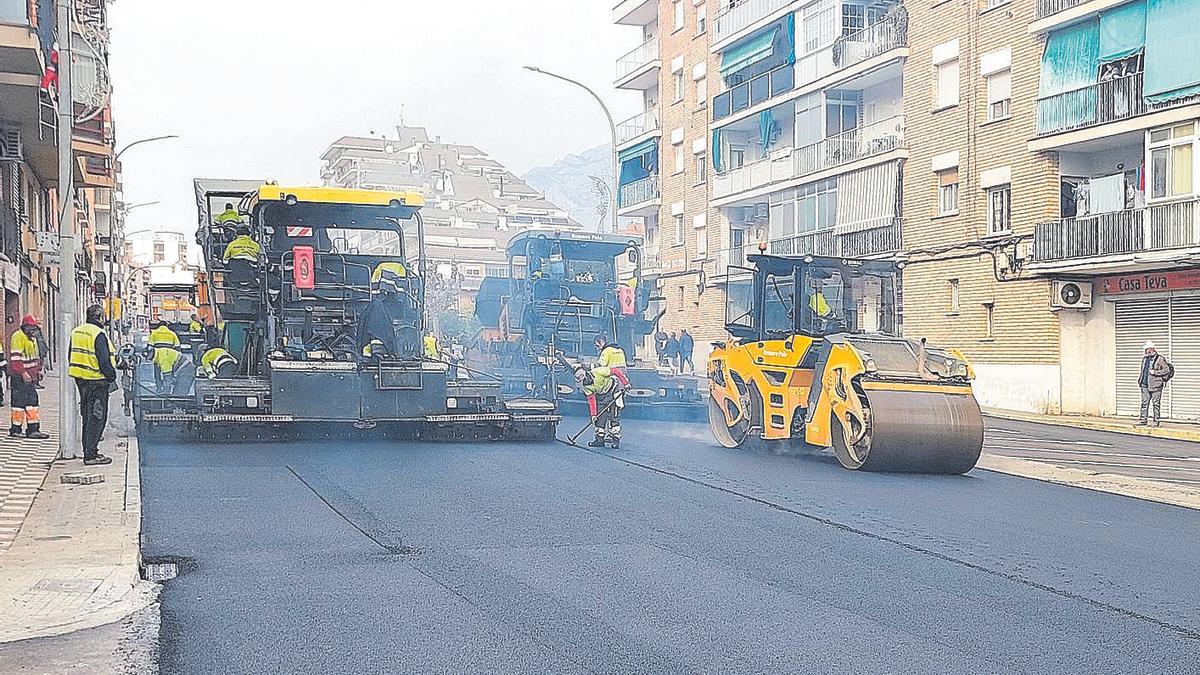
(708, 253), (983, 474)
(133, 181), (558, 440)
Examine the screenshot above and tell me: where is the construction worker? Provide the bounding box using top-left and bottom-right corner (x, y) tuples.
(575, 365), (621, 449)
(149, 320), (182, 394)
(423, 333), (440, 361)
(199, 345), (238, 379)
(188, 313), (203, 334)
(69, 305), (117, 465)
(215, 203), (242, 224)
(360, 264), (420, 360)
(222, 224), (261, 264)
(8, 315), (48, 438)
(594, 335), (631, 388)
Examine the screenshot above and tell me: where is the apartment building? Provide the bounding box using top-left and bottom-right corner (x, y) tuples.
(320, 126), (582, 317)
(0, 0), (116, 357)
(1020, 0), (1200, 419)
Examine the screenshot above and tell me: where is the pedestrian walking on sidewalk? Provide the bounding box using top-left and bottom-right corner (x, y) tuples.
(70, 305), (117, 465)
(8, 315), (48, 439)
(1137, 341), (1173, 427)
(679, 329), (695, 375)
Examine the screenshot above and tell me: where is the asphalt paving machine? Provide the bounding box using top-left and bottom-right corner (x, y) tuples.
(473, 230), (706, 420)
(130, 181), (558, 440)
(708, 253), (983, 474)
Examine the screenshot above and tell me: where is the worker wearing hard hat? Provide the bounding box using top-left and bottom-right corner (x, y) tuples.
(149, 320), (183, 394)
(8, 315), (48, 438)
(188, 313), (203, 334)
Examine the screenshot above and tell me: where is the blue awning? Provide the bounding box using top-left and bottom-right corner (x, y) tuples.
(618, 138), (657, 162)
(720, 27), (778, 77)
(1039, 20), (1099, 98)
(1100, 0), (1145, 62)
(1145, 0), (1200, 102)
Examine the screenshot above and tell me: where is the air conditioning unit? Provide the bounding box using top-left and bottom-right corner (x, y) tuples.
(1051, 280), (1092, 311)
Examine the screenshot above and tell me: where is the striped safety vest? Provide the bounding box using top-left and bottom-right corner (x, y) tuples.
(200, 348), (236, 377)
(68, 323), (107, 380)
(9, 330), (38, 371)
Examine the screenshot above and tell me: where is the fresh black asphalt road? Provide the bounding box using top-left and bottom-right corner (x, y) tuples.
(140, 418), (1200, 674)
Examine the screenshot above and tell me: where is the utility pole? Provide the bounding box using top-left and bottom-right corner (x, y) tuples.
(57, 0), (77, 460)
(523, 66), (619, 234)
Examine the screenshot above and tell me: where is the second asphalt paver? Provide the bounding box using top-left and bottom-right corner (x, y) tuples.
(141, 418), (1200, 674)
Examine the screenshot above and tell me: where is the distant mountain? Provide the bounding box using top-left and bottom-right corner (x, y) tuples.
(523, 144), (612, 232)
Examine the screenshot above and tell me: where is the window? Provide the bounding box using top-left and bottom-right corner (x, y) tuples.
(728, 147), (746, 170)
(803, 0), (837, 53)
(695, 4), (706, 35)
(177, 242), (188, 263)
(986, 185), (1011, 235)
(674, 213), (685, 244)
(984, 302), (995, 339)
(938, 168), (959, 215)
(153, 241), (165, 263)
(949, 279), (960, 314)
(696, 76), (707, 105)
(986, 70), (1011, 121)
(694, 214), (707, 258)
(985, 0), (1009, 8)
(841, 3), (864, 36)
(936, 59), (959, 109)
(673, 0), (684, 31)
(674, 142), (685, 174)
(695, 153), (707, 184)
(1148, 122), (1196, 200)
(673, 69), (685, 103)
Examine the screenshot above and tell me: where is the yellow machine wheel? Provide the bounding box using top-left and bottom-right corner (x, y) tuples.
(708, 374), (756, 449)
(830, 389), (983, 474)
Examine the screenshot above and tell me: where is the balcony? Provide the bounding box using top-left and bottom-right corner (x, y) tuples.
(768, 218), (903, 258)
(1036, 73), (1200, 139)
(616, 107), (661, 147)
(1035, 0), (1091, 18)
(615, 37), (660, 90)
(617, 176), (660, 216)
(713, 115), (906, 201)
(713, 0), (793, 46)
(1033, 198), (1200, 266)
(613, 0), (657, 26)
(713, 12), (907, 123)
(0, 0), (45, 77)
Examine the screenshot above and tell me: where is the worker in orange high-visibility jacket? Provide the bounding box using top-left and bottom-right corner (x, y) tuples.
(9, 315), (48, 439)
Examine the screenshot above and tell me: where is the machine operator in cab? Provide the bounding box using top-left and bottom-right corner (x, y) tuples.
(359, 262), (420, 361)
(215, 203), (242, 225)
(223, 224), (262, 288)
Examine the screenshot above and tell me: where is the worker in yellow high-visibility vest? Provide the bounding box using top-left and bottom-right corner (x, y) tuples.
(149, 320), (182, 394)
(8, 315), (48, 438)
(69, 304), (117, 465)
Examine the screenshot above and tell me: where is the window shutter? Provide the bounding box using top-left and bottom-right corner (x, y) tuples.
(939, 168), (959, 186)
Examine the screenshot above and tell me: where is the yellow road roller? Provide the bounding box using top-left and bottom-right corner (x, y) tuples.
(708, 253), (983, 474)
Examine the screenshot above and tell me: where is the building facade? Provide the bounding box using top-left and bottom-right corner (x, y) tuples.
(611, 0), (1200, 419)
(0, 0), (117, 361)
(320, 126), (582, 324)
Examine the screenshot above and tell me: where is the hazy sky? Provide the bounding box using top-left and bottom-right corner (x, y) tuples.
(109, 1), (642, 236)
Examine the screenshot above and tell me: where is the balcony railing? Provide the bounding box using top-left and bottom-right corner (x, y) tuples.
(1036, 0), (1089, 19)
(714, 116), (905, 199)
(768, 218), (902, 258)
(618, 175), (660, 209)
(615, 37), (659, 82)
(713, 0), (792, 43)
(713, 12), (907, 122)
(616, 107), (660, 145)
(1033, 198), (1200, 262)
(1036, 73), (1200, 137)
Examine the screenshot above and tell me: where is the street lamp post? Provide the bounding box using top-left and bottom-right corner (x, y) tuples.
(107, 203), (161, 343)
(523, 66), (619, 234)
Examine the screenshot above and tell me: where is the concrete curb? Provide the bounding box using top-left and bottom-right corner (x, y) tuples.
(0, 426), (157, 644)
(983, 408), (1200, 443)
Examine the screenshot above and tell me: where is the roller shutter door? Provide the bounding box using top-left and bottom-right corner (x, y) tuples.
(1113, 295), (1200, 420)
(1114, 299), (1170, 418)
(1168, 296), (1200, 419)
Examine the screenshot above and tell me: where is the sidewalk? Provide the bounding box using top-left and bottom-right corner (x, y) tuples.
(0, 377), (156, 645)
(0, 377), (62, 552)
(984, 407), (1200, 443)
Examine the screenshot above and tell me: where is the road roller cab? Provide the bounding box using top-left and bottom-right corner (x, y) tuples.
(708, 253), (983, 474)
